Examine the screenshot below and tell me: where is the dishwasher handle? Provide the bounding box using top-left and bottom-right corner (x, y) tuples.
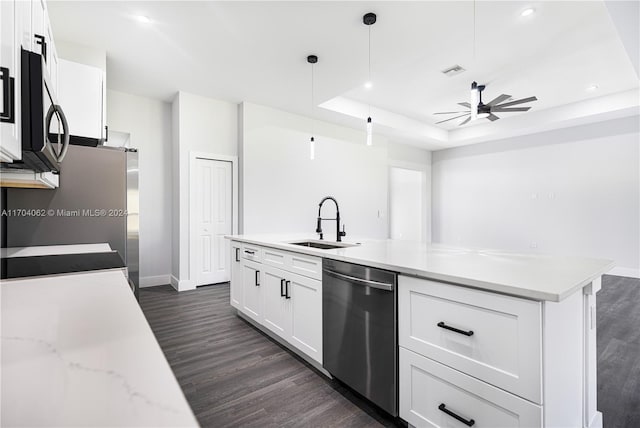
(324, 269), (394, 291)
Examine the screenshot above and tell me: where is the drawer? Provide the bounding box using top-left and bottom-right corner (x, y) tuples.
(399, 276), (542, 404)
(263, 247), (287, 268)
(261, 247), (322, 281)
(241, 244), (262, 262)
(287, 251), (321, 280)
(400, 347), (542, 428)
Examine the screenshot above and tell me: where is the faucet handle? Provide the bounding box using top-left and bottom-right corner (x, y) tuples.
(339, 224), (346, 237)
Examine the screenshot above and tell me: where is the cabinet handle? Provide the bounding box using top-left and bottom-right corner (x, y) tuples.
(280, 279), (286, 297)
(255, 270), (260, 286)
(438, 404), (475, 426)
(244, 250), (255, 255)
(34, 34), (47, 62)
(285, 280), (291, 299)
(105, 125), (109, 142)
(0, 67), (15, 124)
(235, 248), (240, 262)
(437, 322), (474, 337)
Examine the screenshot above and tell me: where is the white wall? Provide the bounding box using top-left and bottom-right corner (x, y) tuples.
(432, 116), (640, 277)
(56, 40), (106, 72)
(240, 102), (431, 241)
(171, 92), (237, 290)
(107, 90), (173, 287)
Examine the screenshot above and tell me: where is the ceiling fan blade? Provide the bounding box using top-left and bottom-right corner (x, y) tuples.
(486, 94), (511, 106)
(434, 111), (469, 115)
(436, 113), (470, 124)
(495, 96), (537, 107)
(459, 116), (472, 126)
(487, 113), (500, 121)
(490, 107), (531, 112)
(457, 102), (471, 108)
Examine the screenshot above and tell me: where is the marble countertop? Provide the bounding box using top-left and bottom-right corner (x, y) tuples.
(1, 269), (198, 427)
(227, 234), (614, 302)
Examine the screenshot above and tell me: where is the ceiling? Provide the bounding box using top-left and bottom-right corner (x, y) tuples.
(48, 1), (639, 150)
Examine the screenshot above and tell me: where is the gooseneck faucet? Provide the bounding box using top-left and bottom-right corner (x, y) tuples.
(316, 196), (347, 242)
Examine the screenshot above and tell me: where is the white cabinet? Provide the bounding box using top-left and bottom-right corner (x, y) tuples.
(230, 243), (242, 309)
(400, 347), (542, 428)
(241, 260), (262, 323)
(0, 0), (23, 162)
(31, 0), (58, 91)
(58, 59), (105, 140)
(399, 275), (599, 428)
(262, 265), (289, 338)
(230, 241), (323, 364)
(1, 0), (59, 163)
(399, 276), (542, 404)
(288, 270), (322, 362)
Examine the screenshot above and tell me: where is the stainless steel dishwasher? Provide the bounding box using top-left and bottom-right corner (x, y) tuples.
(322, 259), (398, 416)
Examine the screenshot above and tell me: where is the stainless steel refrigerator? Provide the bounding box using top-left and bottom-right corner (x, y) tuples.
(6, 144), (139, 297)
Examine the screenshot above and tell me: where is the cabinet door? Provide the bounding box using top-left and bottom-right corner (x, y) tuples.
(241, 260), (262, 323)
(400, 347), (542, 428)
(230, 244), (242, 309)
(31, 0), (45, 58)
(288, 271), (322, 363)
(262, 265), (290, 339)
(44, 12), (57, 94)
(0, 0), (22, 162)
(58, 59), (103, 139)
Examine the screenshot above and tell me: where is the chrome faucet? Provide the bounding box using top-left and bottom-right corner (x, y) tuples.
(316, 196), (346, 242)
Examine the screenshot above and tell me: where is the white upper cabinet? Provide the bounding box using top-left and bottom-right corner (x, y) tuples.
(58, 59), (105, 140)
(1, 0), (22, 162)
(1, 0), (60, 163)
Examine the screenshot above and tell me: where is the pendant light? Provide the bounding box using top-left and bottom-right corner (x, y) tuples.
(307, 54), (318, 160)
(363, 12), (376, 146)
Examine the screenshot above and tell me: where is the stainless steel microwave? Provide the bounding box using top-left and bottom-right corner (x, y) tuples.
(1, 49), (69, 173)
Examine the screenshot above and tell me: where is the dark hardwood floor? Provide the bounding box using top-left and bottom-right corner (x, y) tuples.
(596, 275), (640, 428)
(140, 283), (404, 428)
(140, 274), (640, 428)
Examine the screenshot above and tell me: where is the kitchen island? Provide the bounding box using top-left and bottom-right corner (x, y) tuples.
(227, 234), (613, 428)
(1, 268), (198, 427)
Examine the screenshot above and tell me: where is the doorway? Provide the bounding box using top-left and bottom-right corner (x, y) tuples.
(190, 154), (237, 286)
(389, 166), (429, 242)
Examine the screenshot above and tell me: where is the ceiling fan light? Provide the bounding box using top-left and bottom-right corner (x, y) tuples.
(477, 112), (490, 119)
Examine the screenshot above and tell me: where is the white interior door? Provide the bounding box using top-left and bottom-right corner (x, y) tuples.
(195, 158), (232, 286)
(390, 167), (426, 242)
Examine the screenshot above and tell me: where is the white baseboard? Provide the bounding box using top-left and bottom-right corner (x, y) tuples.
(170, 275), (196, 292)
(139, 275), (171, 288)
(608, 267), (640, 279)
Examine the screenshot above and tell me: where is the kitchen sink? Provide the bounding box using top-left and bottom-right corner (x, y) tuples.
(287, 240), (358, 250)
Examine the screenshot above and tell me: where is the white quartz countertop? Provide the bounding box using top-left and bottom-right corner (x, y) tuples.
(1, 243), (113, 258)
(227, 234), (614, 302)
(1, 270), (199, 427)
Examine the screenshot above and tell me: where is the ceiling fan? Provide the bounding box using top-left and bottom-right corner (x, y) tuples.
(434, 81), (538, 126)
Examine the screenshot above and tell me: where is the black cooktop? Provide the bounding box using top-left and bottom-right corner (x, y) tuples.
(0, 251), (125, 280)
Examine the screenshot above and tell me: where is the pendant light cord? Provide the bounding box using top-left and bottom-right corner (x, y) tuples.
(311, 61), (314, 135)
(368, 24), (371, 116)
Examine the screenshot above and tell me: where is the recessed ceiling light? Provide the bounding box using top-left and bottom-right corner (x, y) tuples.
(135, 15), (151, 24)
(587, 84), (599, 91)
(521, 8), (535, 17)
(364, 81), (373, 89)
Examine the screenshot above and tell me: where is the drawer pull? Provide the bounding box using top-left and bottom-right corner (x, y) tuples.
(437, 321), (474, 337)
(255, 270), (260, 286)
(285, 280), (291, 299)
(235, 248), (240, 262)
(280, 279), (286, 297)
(438, 403), (475, 427)
(244, 250), (255, 255)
